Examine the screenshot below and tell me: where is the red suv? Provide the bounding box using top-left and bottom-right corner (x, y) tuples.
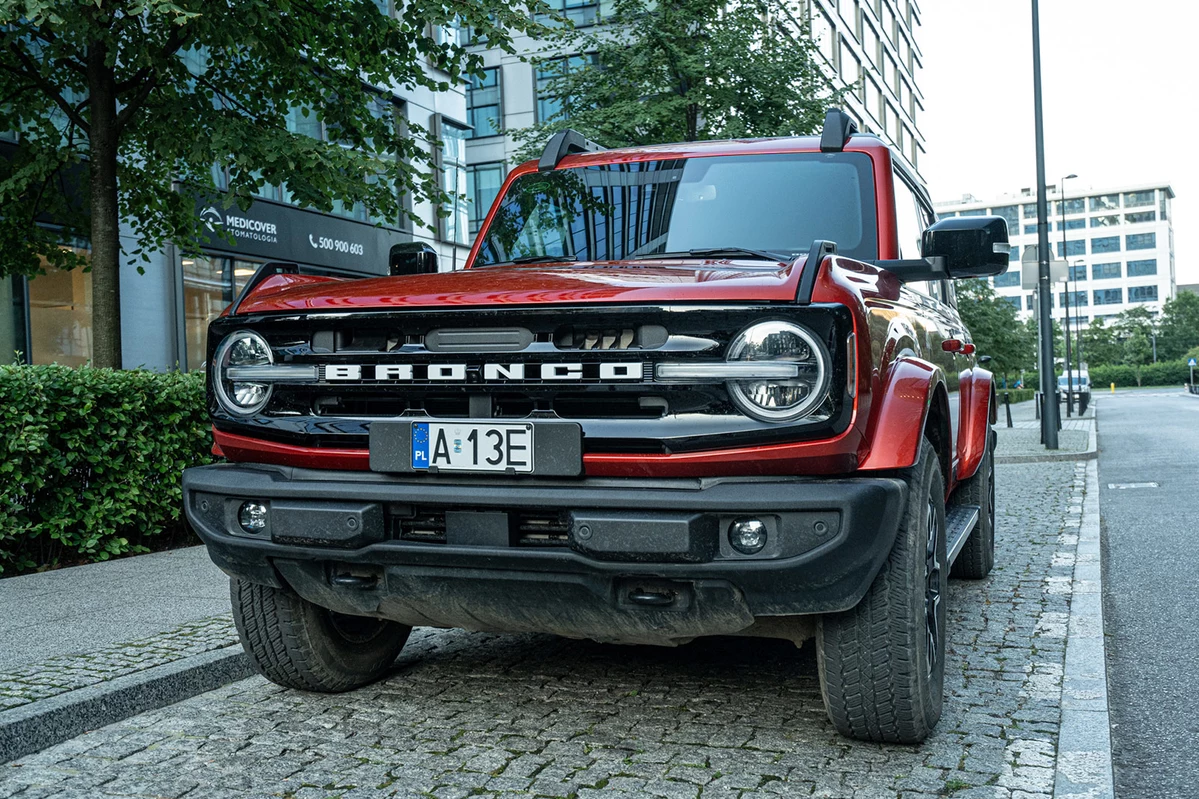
(184, 109), (1008, 743)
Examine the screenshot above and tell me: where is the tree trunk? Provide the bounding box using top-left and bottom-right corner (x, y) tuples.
(87, 38), (122, 369)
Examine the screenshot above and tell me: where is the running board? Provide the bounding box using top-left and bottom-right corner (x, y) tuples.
(946, 504), (980, 565)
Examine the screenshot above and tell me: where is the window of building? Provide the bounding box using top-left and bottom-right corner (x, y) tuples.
(1060, 290), (1088, 308)
(439, 119), (469, 245)
(1090, 215), (1119, 228)
(862, 20), (879, 66)
(1123, 190), (1155, 208)
(1058, 198), (1085, 215)
(535, 54), (595, 124)
(1124, 211), (1156, 224)
(536, 0), (601, 27)
(183, 256), (258, 371)
(1092, 262), (1120, 280)
(1068, 264), (1087, 281)
(1092, 236), (1120, 254)
(1128, 285), (1158, 303)
(467, 162), (505, 234)
(1090, 194), (1120, 211)
(813, 9), (835, 65)
(1024, 224), (1037, 235)
(1057, 218), (1085, 231)
(1023, 203), (1038, 219)
(432, 16), (463, 46)
(467, 67), (502, 139)
(1093, 288), (1123, 306)
(1009, 245), (1020, 263)
(1057, 240), (1085, 258)
(839, 0), (858, 30)
(1002, 296), (1020, 310)
(22, 251), (92, 367)
(1126, 232), (1155, 250)
(840, 39), (861, 85)
(1026, 294), (1036, 311)
(1161, 194), (1168, 221)
(959, 209), (985, 217)
(992, 205), (1019, 232)
(1127, 259), (1157, 277)
(994, 270), (1020, 288)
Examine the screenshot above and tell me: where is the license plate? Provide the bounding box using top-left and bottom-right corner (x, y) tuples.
(411, 421), (534, 473)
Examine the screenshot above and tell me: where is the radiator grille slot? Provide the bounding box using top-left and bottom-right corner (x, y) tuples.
(397, 510), (447, 543)
(512, 512), (572, 547)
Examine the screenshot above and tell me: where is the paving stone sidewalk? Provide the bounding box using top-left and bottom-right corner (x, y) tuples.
(0, 459), (1088, 799)
(0, 616), (238, 713)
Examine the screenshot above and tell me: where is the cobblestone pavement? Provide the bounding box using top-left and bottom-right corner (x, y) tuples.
(0, 617), (238, 712)
(1, 461), (1085, 799)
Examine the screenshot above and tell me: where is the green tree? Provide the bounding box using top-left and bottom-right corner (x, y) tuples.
(1112, 306), (1157, 385)
(514, 0), (845, 152)
(1156, 291), (1199, 361)
(956, 279), (1034, 384)
(0, 0), (547, 368)
(1079, 317), (1120, 367)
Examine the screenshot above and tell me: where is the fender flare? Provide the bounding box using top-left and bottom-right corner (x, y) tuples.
(956, 368), (997, 482)
(858, 357), (951, 473)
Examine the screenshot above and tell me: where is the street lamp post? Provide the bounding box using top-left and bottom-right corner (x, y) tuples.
(1060, 174), (1077, 416)
(1032, 0), (1059, 449)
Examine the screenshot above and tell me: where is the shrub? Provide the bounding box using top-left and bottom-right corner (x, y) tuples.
(0, 366), (213, 575)
(996, 388), (1036, 405)
(1091, 360), (1190, 388)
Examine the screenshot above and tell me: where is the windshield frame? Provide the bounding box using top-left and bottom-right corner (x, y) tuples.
(468, 150), (880, 268)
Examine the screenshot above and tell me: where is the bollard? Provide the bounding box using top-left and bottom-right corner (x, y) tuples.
(1111, 382), (1115, 393)
(1004, 392), (1013, 428)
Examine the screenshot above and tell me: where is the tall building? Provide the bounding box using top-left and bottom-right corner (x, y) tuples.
(464, 0), (927, 238)
(0, 15), (471, 373)
(935, 182), (1177, 326)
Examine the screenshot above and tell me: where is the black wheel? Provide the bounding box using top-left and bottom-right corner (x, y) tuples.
(231, 578), (411, 692)
(951, 427), (996, 579)
(816, 440), (947, 743)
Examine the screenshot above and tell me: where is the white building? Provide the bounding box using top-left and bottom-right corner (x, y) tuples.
(463, 0), (928, 237)
(935, 183), (1176, 327)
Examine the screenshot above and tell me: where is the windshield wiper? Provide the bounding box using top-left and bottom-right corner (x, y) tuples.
(631, 247), (789, 263)
(483, 254), (579, 266)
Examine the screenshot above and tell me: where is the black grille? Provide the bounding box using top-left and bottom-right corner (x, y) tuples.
(389, 507), (571, 548)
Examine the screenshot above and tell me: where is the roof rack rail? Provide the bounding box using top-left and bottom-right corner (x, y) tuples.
(819, 107), (858, 153)
(538, 129), (605, 172)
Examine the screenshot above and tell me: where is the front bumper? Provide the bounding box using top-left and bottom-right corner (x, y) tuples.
(183, 463), (906, 645)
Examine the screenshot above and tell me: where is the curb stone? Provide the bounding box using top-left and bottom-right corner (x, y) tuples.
(0, 645), (252, 764)
(1053, 458), (1114, 799)
(996, 414), (1098, 465)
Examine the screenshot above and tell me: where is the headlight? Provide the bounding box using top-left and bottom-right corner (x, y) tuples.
(725, 321), (830, 422)
(213, 330), (273, 415)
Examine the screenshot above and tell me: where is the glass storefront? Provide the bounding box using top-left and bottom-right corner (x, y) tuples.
(182, 255), (259, 371)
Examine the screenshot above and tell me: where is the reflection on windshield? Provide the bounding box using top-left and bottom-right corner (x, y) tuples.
(474, 153), (878, 266)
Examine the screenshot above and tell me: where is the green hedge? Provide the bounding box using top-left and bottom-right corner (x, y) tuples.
(997, 388), (1036, 405)
(0, 366), (213, 575)
(1090, 359), (1191, 388)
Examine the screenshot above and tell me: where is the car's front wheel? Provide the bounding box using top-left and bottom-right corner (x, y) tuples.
(816, 439), (947, 743)
(231, 578), (411, 692)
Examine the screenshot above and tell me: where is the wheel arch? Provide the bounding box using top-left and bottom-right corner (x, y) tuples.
(955, 368), (996, 483)
(859, 357), (951, 475)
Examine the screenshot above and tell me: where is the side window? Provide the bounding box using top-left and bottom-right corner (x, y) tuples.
(894, 173), (936, 298)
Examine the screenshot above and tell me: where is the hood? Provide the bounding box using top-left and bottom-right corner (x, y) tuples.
(235, 258), (809, 314)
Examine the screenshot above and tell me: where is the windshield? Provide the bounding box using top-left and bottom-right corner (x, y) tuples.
(1059, 376), (1088, 387)
(473, 152), (878, 266)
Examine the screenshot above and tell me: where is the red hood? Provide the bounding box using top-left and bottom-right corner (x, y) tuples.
(236, 259), (808, 314)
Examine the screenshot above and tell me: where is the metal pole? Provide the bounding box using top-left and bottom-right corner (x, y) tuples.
(1060, 176), (1074, 416)
(1152, 331), (1157, 363)
(1032, 0), (1059, 449)
(1073, 258), (1083, 375)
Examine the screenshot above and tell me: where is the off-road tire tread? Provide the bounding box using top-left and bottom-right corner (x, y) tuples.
(231, 579), (406, 693)
(951, 428), (996, 579)
(816, 441), (945, 743)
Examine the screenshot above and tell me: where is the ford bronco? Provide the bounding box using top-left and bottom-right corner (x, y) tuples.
(183, 109), (1010, 743)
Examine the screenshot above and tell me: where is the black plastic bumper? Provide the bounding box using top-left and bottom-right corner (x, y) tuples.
(183, 463), (906, 645)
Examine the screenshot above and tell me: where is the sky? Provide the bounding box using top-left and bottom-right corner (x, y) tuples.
(918, 0), (1197, 281)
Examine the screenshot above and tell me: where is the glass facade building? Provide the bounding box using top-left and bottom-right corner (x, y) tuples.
(935, 182), (1176, 327)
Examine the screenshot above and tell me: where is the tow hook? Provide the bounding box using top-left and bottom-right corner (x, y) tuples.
(627, 588), (677, 607)
(330, 572), (379, 589)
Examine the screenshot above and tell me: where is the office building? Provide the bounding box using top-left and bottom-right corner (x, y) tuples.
(465, 0), (928, 237)
(936, 182), (1176, 326)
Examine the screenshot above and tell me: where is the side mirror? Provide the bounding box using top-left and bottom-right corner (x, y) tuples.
(389, 242), (439, 276)
(978, 355), (993, 365)
(921, 216), (1010, 279)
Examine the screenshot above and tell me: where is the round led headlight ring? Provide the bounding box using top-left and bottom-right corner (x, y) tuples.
(725, 321), (830, 423)
(213, 330), (274, 416)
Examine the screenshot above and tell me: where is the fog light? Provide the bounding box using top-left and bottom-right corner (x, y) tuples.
(729, 518), (767, 554)
(238, 501), (268, 534)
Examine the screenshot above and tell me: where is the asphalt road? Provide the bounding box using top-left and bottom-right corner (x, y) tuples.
(1097, 390), (1199, 799)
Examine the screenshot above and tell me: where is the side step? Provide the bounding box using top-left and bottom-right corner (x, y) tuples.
(946, 504), (980, 565)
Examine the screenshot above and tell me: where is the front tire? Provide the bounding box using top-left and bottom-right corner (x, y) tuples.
(816, 440), (947, 743)
(231, 578), (411, 692)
